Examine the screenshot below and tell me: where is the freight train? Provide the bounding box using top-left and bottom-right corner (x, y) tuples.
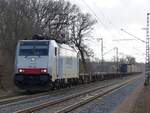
(14, 35), (142, 91)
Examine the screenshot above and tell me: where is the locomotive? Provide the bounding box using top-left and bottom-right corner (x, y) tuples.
(14, 36), (79, 91)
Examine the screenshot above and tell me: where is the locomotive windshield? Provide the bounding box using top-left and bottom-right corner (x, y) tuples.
(19, 41), (49, 56)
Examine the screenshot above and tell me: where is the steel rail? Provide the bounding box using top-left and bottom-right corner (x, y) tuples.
(56, 76), (141, 113)
(0, 92), (48, 106)
(0, 87), (75, 107)
(15, 75), (141, 113)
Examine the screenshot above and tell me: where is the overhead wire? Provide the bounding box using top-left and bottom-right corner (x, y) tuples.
(80, 0), (115, 37)
(80, 0), (130, 42)
(94, 4), (117, 30)
(74, 0), (144, 61)
(90, 1), (144, 61)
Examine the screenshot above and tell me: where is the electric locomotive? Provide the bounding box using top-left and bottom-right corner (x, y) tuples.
(14, 36), (79, 91)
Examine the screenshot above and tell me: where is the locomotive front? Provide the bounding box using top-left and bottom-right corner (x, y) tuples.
(14, 40), (51, 90)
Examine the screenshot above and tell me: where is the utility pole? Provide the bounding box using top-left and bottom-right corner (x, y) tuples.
(121, 29), (145, 43)
(103, 47), (119, 72)
(86, 37), (104, 72)
(100, 38), (104, 62)
(145, 13), (150, 85)
(114, 47), (119, 72)
(98, 38), (104, 72)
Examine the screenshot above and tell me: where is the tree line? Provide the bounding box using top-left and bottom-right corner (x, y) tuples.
(0, 0), (96, 89)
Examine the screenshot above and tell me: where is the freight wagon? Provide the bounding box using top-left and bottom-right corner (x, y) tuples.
(119, 63), (142, 74)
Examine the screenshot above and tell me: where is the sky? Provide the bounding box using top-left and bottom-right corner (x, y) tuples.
(67, 0), (150, 63)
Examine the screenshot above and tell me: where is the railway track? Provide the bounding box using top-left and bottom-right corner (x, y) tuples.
(0, 76), (126, 106)
(0, 80), (117, 113)
(0, 92), (48, 106)
(0, 86), (81, 107)
(14, 75), (141, 113)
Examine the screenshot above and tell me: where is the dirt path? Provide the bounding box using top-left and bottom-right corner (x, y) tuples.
(109, 78), (144, 113)
(131, 81), (150, 113)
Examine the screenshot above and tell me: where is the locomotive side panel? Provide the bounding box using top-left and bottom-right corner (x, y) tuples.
(58, 44), (79, 79)
(49, 40), (58, 81)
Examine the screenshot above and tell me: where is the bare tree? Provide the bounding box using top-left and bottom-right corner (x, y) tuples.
(69, 13), (97, 72)
(126, 56), (136, 64)
(29, 0), (73, 39)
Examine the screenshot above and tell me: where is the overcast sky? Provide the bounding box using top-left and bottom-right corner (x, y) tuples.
(67, 0), (150, 62)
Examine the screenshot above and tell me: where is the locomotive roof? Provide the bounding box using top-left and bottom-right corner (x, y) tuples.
(19, 40), (50, 42)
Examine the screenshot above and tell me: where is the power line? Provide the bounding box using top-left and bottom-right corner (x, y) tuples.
(75, 0), (143, 62)
(80, 0), (113, 35)
(94, 4), (118, 30)
(112, 39), (136, 41)
(80, 0), (126, 41)
(91, 2), (132, 41)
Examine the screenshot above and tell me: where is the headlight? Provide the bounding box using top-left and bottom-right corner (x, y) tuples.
(18, 69), (24, 73)
(41, 69), (47, 73)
